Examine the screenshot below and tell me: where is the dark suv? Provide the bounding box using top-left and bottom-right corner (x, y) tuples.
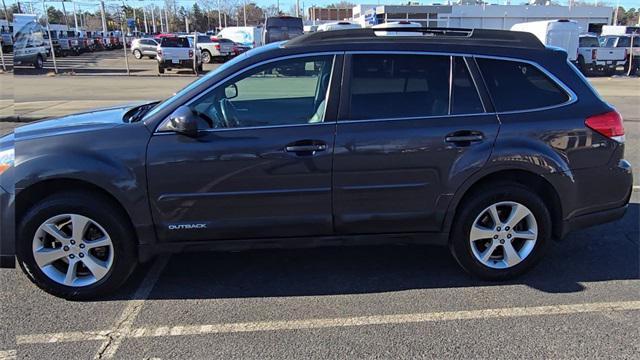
(0, 28), (633, 299)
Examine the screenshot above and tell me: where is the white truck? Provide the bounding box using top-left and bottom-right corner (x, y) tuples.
(600, 34), (640, 75)
(156, 36), (202, 75)
(511, 20), (579, 62)
(577, 34), (626, 75)
(195, 34), (233, 63)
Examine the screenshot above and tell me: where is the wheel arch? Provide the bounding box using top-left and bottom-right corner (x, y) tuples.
(444, 168), (564, 240)
(16, 178), (140, 245)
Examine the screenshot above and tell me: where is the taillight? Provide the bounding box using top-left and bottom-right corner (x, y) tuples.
(157, 49), (162, 56)
(189, 49), (193, 58)
(585, 111), (625, 143)
(591, 49), (597, 60)
(215, 44), (220, 50)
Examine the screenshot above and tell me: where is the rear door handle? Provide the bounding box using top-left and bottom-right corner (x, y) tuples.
(445, 131), (485, 145)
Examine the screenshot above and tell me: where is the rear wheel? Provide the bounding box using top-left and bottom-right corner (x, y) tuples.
(449, 183), (551, 280)
(17, 192), (137, 299)
(201, 50), (211, 64)
(158, 63), (165, 74)
(133, 49), (142, 59)
(34, 55), (44, 69)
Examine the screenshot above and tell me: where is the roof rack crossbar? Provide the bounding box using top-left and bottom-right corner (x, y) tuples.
(284, 27), (544, 50)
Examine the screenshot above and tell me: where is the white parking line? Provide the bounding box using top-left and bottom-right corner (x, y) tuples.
(93, 256), (170, 359)
(0, 349), (16, 360)
(17, 300), (640, 345)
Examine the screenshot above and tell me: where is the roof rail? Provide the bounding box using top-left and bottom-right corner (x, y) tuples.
(284, 27), (544, 50)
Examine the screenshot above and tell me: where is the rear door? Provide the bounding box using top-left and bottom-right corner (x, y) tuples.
(333, 53), (499, 234)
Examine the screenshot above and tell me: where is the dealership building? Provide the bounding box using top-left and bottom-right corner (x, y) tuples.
(352, 4), (614, 33)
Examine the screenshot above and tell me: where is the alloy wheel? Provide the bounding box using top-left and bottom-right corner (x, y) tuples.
(32, 214), (114, 287)
(469, 201), (538, 269)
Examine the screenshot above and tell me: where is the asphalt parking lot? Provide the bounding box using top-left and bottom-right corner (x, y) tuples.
(0, 76), (638, 359)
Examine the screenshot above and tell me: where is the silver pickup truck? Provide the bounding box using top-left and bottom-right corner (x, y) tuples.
(600, 35), (640, 75)
(577, 35), (626, 75)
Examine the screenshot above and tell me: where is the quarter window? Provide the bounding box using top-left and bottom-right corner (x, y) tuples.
(477, 58), (569, 112)
(190, 56), (334, 129)
(348, 54), (450, 120)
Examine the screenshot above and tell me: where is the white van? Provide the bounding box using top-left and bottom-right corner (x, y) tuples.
(511, 20), (579, 62)
(217, 26), (263, 49)
(317, 22), (361, 32)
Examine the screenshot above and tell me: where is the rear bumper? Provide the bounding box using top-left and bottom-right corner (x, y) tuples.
(0, 185), (15, 268)
(561, 204), (628, 237)
(159, 59), (197, 68)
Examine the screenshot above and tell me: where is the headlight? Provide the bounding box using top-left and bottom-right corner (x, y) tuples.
(0, 148), (14, 175)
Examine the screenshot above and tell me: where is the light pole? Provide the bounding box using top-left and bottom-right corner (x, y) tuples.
(42, 0), (58, 73)
(243, 0), (247, 27)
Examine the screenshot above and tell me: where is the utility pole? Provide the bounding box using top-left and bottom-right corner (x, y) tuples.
(217, 0), (222, 31)
(296, 0), (300, 17)
(143, 6), (148, 33)
(61, 0), (70, 29)
(42, 0), (58, 73)
(72, 1), (79, 31)
(159, 7), (164, 33)
(133, 7), (137, 32)
(151, 7), (156, 34)
(100, 1), (107, 34)
(165, 7), (169, 33)
(243, 0), (247, 27)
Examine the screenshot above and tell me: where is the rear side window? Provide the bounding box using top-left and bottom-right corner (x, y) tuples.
(451, 57), (484, 115)
(348, 54), (450, 120)
(477, 58), (569, 112)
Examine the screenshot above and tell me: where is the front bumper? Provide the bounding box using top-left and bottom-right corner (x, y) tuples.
(0, 185), (15, 268)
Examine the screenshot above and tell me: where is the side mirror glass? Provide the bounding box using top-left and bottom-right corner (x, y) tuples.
(165, 105), (199, 137)
(224, 83), (238, 99)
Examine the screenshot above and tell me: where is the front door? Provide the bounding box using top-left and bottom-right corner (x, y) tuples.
(147, 54), (340, 242)
(333, 54), (500, 234)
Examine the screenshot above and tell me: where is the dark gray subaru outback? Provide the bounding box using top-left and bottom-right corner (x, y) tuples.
(0, 28), (633, 299)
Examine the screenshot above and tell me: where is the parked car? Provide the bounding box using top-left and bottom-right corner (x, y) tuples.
(12, 20), (48, 68)
(600, 35), (640, 75)
(0, 27), (633, 299)
(577, 34), (626, 75)
(156, 36), (202, 74)
(0, 26), (13, 53)
(194, 35), (233, 64)
(511, 19), (579, 63)
(131, 38), (158, 59)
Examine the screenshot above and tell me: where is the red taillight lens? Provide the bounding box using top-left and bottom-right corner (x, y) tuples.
(215, 44), (220, 50)
(157, 49), (162, 55)
(585, 111), (625, 143)
(591, 49), (597, 60)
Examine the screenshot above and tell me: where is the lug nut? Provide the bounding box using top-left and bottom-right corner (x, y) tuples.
(69, 254), (75, 259)
(63, 246), (70, 252)
(79, 244), (85, 249)
(499, 239), (505, 244)
(496, 227), (501, 231)
(79, 253), (85, 258)
(493, 235), (499, 239)
(505, 226), (510, 231)
(507, 234), (512, 239)
(70, 240), (76, 245)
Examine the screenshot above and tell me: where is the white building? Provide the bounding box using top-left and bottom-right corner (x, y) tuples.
(353, 5), (613, 33)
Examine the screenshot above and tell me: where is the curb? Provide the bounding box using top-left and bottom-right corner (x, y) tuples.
(0, 115), (47, 123)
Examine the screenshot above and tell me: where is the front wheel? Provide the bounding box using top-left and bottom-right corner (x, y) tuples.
(133, 49), (142, 59)
(34, 55), (44, 69)
(158, 63), (165, 74)
(17, 191), (137, 299)
(201, 50), (211, 64)
(449, 183), (551, 280)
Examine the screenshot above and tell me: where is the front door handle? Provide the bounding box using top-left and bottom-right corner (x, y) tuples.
(285, 140), (327, 155)
(445, 131), (484, 145)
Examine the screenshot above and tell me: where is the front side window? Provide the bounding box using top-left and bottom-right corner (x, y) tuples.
(348, 54), (450, 120)
(477, 58), (570, 112)
(189, 55), (334, 129)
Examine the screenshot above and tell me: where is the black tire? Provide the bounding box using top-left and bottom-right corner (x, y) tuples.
(201, 50), (211, 64)
(449, 182), (551, 281)
(17, 191), (137, 300)
(197, 63), (203, 73)
(34, 55), (43, 69)
(158, 63), (165, 74)
(133, 49), (142, 59)
(577, 55), (589, 76)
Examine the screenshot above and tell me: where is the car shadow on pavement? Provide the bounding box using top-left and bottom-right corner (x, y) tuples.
(112, 203), (639, 301)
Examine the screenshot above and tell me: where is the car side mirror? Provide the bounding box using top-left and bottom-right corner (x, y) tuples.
(225, 84), (238, 99)
(166, 105), (199, 137)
